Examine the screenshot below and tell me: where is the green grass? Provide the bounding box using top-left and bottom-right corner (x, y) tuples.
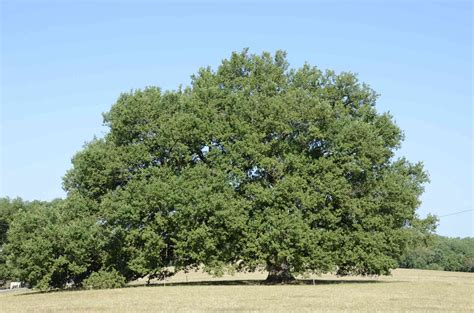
(1, 269), (473, 312)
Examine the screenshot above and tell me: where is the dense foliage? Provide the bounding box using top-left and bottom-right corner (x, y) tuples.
(82, 269), (126, 289)
(0, 197), (24, 286)
(0, 196), (106, 290)
(1, 50), (438, 288)
(399, 235), (474, 272)
(0, 198), (51, 286)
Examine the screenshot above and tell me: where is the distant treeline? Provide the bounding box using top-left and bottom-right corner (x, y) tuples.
(399, 235), (474, 272)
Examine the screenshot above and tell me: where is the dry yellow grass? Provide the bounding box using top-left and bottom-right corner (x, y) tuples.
(1, 269), (473, 312)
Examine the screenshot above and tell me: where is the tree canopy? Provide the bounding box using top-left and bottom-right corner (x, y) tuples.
(400, 235), (474, 272)
(3, 50), (434, 288)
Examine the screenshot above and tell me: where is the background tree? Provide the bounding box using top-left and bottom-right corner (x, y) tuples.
(62, 49), (433, 283)
(2, 195), (111, 290)
(399, 235), (474, 272)
(0, 197), (28, 285)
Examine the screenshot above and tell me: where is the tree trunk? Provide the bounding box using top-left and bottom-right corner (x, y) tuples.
(265, 263), (295, 283)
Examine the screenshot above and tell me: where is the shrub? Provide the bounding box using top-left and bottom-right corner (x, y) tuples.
(83, 269), (126, 289)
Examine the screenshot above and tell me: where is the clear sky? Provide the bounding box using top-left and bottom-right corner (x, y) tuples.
(1, 0), (472, 237)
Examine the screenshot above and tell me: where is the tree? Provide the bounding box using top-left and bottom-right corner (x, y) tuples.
(3, 195), (110, 290)
(399, 235), (474, 272)
(0, 198), (25, 247)
(0, 197), (52, 285)
(0, 197), (27, 285)
(63, 49), (431, 283)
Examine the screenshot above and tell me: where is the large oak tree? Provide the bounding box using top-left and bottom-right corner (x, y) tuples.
(59, 49), (430, 283)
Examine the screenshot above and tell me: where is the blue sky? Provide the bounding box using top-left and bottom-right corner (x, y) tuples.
(1, 1), (472, 237)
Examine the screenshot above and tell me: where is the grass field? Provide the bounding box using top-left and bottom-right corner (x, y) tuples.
(1, 269), (473, 312)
